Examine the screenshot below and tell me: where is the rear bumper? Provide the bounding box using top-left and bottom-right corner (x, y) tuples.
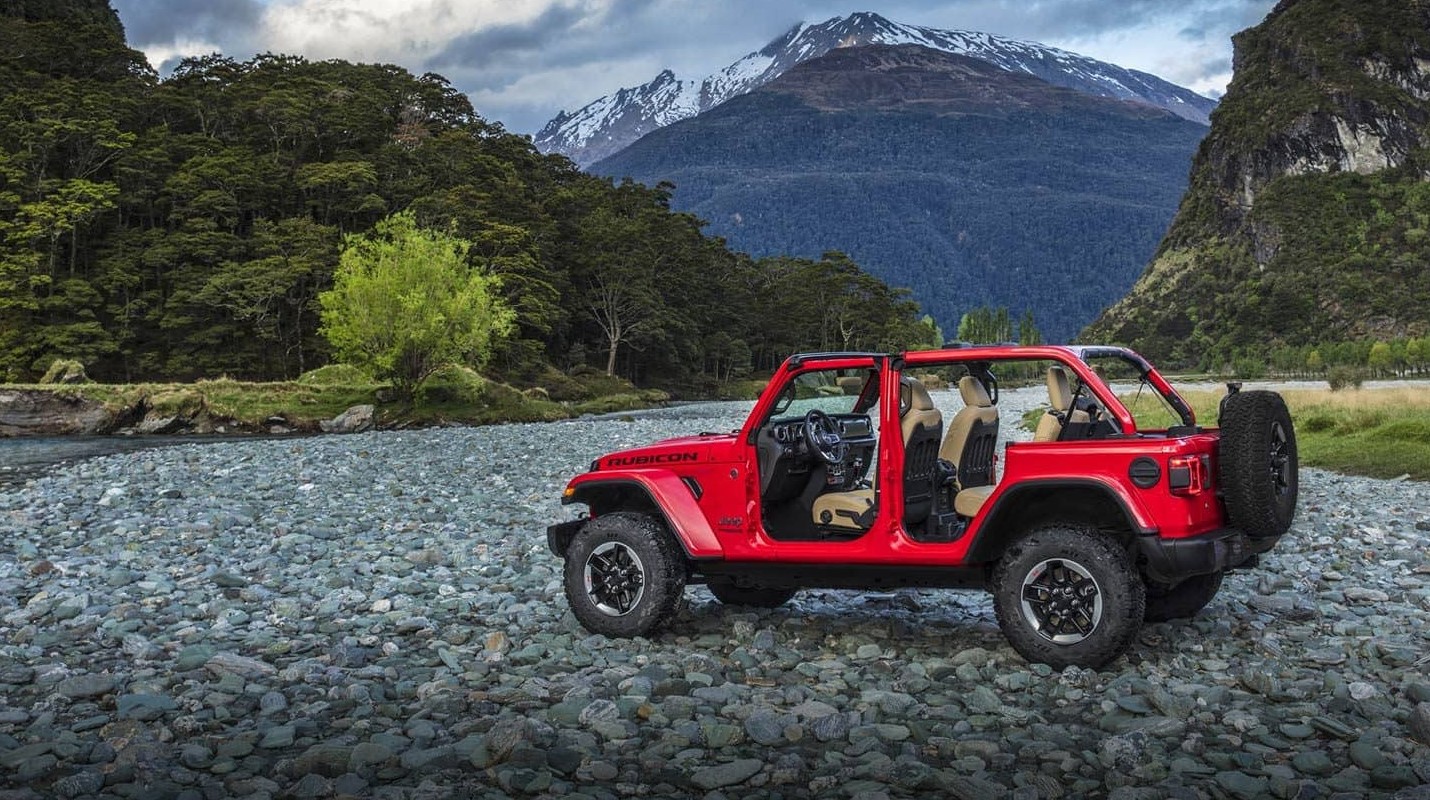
(1136, 527), (1276, 585)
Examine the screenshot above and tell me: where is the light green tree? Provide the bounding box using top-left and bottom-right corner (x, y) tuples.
(1018, 310), (1042, 346)
(1367, 340), (1393, 377)
(318, 211), (514, 398)
(1407, 338), (1427, 375)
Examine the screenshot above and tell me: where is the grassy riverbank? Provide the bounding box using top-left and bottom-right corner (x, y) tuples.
(1122, 386), (1430, 481)
(6, 365), (671, 434)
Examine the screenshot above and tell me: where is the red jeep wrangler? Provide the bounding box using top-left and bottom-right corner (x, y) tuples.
(548, 346), (1297, 668)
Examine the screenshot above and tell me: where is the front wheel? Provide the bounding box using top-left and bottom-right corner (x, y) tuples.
(707, 580), (796, 608)
(991, 525), (1145, 670)
(563, 513), (686, 638)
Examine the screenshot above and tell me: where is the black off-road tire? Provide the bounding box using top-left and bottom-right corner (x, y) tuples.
(1219, 391), (1298, 539)
(563, 512), (687, 638)
(707, 580), (797, 608)
(991, 525), (1145, 670)
(1144, 571), (1223, 622)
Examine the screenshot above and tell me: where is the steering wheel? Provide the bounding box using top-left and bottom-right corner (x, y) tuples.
(803, 409), (848, 465)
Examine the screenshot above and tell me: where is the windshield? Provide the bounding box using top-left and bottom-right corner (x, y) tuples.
(771, 367), (876, 418)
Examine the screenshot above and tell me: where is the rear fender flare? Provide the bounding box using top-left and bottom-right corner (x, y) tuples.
(562, 472), (723, 560)
(963, 479), (1153, 564)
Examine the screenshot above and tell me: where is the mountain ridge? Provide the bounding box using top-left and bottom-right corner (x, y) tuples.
(592, 43), (1208, 341)
(536, 11), (1216, 166)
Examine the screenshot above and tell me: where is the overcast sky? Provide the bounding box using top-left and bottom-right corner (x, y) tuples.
(111, 0), (1277, 136)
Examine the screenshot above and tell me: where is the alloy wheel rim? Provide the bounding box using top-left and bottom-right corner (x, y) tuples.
(584, 541), (646, 616)
(1020, 557), (1104, 644)
(1269, 421), (1292, 496)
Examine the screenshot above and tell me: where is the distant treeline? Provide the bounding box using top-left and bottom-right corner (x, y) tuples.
(1226, 337), (1430, 380)
(0, 2), (935, 393)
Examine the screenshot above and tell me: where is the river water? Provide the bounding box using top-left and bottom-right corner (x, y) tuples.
(0, 434), (294, 486)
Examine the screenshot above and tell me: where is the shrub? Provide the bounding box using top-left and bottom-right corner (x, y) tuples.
(318, 212), (515, 399)
(534, 366), (592, 402)
(571, 369), (640, 399)
(415, 364), (486, 406)
(1231, 357), (1266, 379)
(1326, 366), (1364, 391)
(1300, 413), (1336, 433)
(39, 359), (89, 384)
(1369, 419), (1430, 444)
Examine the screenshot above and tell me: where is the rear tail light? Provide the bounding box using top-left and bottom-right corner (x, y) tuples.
(1168, 455), (1208, 495)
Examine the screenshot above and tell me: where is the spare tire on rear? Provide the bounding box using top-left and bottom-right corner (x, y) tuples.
(1218, 390), (1297, 538)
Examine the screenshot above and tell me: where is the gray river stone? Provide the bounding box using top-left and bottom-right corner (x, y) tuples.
(0, 391), (1427, 798)
(689, 757), (764, 790)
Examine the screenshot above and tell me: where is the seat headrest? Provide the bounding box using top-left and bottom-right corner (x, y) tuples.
(1047, 366), (1073, 410)
(958, 376), (992, 408)
(900, 377), (935, 415)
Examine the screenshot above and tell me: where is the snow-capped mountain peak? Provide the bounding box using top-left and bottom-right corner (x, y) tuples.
(534, 12), (1216, 166)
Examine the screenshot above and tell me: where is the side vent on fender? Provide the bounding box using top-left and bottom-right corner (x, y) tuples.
(681, 476), (703, 500)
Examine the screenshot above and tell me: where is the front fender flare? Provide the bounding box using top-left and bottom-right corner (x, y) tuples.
(561, 471), (724, 559)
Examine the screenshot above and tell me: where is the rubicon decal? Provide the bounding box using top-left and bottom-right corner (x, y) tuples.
(605, 452), (700, 467)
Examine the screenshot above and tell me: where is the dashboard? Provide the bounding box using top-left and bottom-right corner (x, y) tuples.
(769, 415), (874, 444)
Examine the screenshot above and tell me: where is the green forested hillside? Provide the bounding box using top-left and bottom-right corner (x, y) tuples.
(1083, 0), (1430, 367)
(0, 1), (934, 393)
(593, 46), (1208, 342)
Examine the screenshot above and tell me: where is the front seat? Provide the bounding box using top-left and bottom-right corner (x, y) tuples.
(1034, 366), (1090, 442)
(812, 377), (942, 530)
(939, 376), (999, 490)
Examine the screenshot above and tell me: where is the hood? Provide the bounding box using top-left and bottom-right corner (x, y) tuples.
(595, 433), (736, 470)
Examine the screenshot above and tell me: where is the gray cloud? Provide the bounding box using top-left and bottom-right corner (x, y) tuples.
(113, 0), (262, 50)
(110, 0), (1278, 134)
(429, 4), (589, 70)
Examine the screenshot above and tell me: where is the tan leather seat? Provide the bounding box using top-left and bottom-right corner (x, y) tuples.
(900, 378), (942, 447)
(1034, 366), (1090, 442)
(939, 376), (999, 488)
(954, 485), (994, 517)
(811, 490), (875, 529)
(812, 378), (942, 530)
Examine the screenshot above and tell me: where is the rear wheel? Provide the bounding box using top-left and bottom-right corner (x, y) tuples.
(992, 525), (1145, 669)
(1219, 391), (1298, 538)
(1144, 571), (1223, 622)
(707, 580), (796, 608)
(563, 512), (686, 638)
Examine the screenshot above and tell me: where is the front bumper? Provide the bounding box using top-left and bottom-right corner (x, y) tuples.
(1136, 527), (1276, 585)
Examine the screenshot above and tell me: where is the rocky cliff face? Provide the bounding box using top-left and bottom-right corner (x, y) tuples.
(1084, 0), (1430, 365)
(0, 390), (116, 436)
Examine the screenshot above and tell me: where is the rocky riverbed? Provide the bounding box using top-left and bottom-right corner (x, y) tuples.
(2, 394), (1429, 799)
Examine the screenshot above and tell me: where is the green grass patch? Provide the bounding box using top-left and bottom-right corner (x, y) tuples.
(572, 389), (670, 416)
(1121, 387), (1430, 481)
(296, 364), (371, 386)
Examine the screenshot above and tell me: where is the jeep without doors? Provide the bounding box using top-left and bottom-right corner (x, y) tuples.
(548, 345), (1297, 668)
